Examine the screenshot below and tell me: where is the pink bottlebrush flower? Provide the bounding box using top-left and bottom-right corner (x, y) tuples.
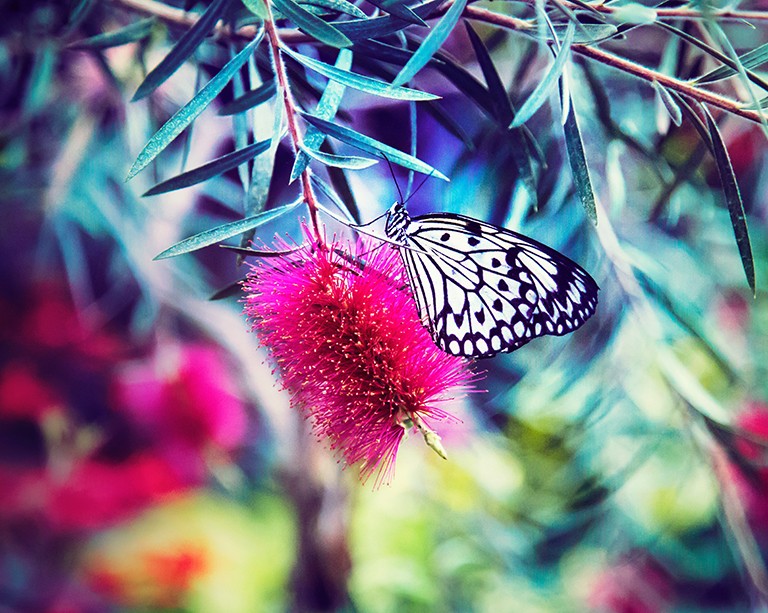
(243, 231), (474, 485)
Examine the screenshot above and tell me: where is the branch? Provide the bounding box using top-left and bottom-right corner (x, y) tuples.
(111, 0), (767, 125)
(461, 4), (766, 125)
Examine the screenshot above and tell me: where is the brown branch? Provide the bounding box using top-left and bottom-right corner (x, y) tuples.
(111, 0), (767, 126)
(461, 4), (765, 124)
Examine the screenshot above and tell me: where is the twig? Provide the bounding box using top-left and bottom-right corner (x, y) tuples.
(460, 5), (765, 124)
(110, 0), (768, 126)
(261, 0), (323, 243)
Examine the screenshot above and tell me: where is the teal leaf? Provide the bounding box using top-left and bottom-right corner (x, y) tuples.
(510, 22), (575, 129)
(68, 17), (156, 50)
(562, 100), (597, 224)
(366, 0), (427, 26)
(220, 245), (301, 256)
(651, 80), (682, 127)
(218, 79), (276, 115)
(290, 49), (352, 182)
(272, 0), (352, 48)
(154, 201), (302, 260)
(299, 143), (378, 169)
(465, 22), (513, 123)
(696, 41), (768, 84)
(143, 139), (271, 196)
(702, 106), (755, 295)
(127, 36), (260, 181)
(132, 0), (230, 101)
(282, 46), (439, 100)
(302, 0), (366, 18)
(301, 113), (448, 180)
(335, 0), (443, 41)
(391, 0), (468, 87)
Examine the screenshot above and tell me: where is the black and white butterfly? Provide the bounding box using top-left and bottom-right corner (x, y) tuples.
(384, 201), (599, 359)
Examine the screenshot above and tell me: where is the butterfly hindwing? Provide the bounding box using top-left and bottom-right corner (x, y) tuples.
(393, 212), (598, 358)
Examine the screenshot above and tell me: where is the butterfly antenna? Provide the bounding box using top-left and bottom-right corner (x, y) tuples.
(383, 154), (406, 205)
(402, 169), (434, 206)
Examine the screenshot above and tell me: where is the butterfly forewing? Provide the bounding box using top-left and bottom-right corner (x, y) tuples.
(390, 210), (598, 358)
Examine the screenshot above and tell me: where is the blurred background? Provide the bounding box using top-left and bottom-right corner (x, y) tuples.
(1, 0), (767, 611)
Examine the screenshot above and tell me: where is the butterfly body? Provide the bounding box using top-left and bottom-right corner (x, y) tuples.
(384, 202), (599, 358)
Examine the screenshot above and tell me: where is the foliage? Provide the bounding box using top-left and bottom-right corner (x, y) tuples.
(1, 0), (768, 610)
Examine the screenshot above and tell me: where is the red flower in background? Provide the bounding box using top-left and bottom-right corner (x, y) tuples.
(111, 343), (249, 471)
(243, 234), (473, 485)
(728, 401), (768, 530)
(589, 552), (673, 613)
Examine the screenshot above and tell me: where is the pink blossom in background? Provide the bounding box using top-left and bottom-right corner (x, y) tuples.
(728, 400), (768, 529)
(111, 343), (249, 470)
(588, 552), (673, 613)
(243, 233), (474, 485)
(0, 361), (62, 420)
(0, 452), (189, 531)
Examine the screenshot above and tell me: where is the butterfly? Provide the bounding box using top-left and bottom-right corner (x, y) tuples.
(384, 201), (599, 358)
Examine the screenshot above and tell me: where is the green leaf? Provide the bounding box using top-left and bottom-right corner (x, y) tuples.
(143, 139), (271, 196)
(658, 22), (768, 95)
(68, 17), (156, 50)
(366, 0), (427, 26)
(651, 80), (682, 127)
(301, 113), (448, 180)
(511, 22), (575, 129)
(218, 79), (276, 115)
(242, 0), (268, 18)
(132, 0), (230, 101)
(697, 41), (768, 84)
(562, 100), (597, 224)
(465, 22), (512, 123)
(154, 201), (302, 260)
(465, 23), (537, 205)
(301, 0), (367, 18)
(291, 49), (352, 182)
(702, 106), (755, 295)
(527, 22), (618, 44)
(335, 0), (443, 41)
(282, 46), (438, 101)
(299, 143), (378, 169)
(272, 0), (352, 47)
(127, 36), (261, 181)
(391, 0), (468, 87)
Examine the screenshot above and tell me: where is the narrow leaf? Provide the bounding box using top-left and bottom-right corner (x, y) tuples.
(301, 112), (448, 180)
(68, 17), (156, 50)
(291, 49), (352, 182)
(220, 245), (301, 256)
(302, 0), (366, 18)
(562, 101), (597, 224)
(143, 139), (271, 196)
(334, 0), (443, 41)
(132, 0), (230, 101)
(651, 80), (682, 127)
(282, 46), (439, 100)
(702, 106), (755, 294)
(272, 0), (352, 48)
(299, 143), (378, 169)
(511, 22), (575, 129)
(218, 79), (276, 115)
(697, 41), (768, 84)
(154, 201), (302, 260)
(366, 0), (427, 26)
(391, 0), (468, 87)
(465, 22), (513, 124)
(127, 36), (260, 181)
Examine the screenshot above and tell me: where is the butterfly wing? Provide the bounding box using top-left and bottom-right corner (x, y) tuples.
(398, 213), (599, 358)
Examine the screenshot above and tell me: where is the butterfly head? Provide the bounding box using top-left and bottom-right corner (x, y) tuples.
(384, 201), (410, 243)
